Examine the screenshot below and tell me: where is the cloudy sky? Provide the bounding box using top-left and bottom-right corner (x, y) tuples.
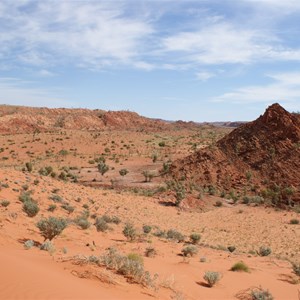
(1, 0), (300, 121)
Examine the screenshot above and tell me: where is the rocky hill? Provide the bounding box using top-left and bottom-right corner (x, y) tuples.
(0, 105), (199, 134)
(170, 103), (300, 204)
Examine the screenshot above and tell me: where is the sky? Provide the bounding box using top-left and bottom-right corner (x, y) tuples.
(0, 0), (300, 121)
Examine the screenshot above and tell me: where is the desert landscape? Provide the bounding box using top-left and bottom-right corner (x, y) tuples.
(0, 103), (299, 300)
(1, 1), (300, 299)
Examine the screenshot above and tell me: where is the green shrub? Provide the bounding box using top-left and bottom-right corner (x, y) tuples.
(95, 217), (110, 232)
(119, 169), (129, 176)
(181, 245), (198, 257)
(190, 233), (201, 244)
(47, 204), (57, 212)
(19, 191), (33, 203)
(98, 162), (109, 176)
(23, 200), (39, 217)
(122, 223), (137, 241)
(290, 219), (299, 225)
(100, 248), (156, 287)
(76, 218), (91, 230)
(166, 229), (185, 242)
(1, 200), (10, 207)
(258, 246), (272, 257)
(143, 225), (152, 234)
(61, 204), (75, 214)
(127, 253), (144, 265)
(203, 271), (221, 287)
(230, 261), (249, 272)
(101, 214), (121, 225)
(36, 217), (67, 241)
(49, 194), (63, 203)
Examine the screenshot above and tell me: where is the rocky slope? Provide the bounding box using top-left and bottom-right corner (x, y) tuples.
(0, 105), (197, 134)
(170, 103), (300, 204)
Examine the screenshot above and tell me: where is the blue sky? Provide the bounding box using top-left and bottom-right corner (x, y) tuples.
(1, 0), (300, 121)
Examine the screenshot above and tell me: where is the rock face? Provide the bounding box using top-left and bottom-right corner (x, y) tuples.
(170, 103), (300, 203)
(0, 105), (172, 134)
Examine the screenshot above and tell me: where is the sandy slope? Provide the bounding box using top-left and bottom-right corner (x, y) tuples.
(1, 168), (300, 299)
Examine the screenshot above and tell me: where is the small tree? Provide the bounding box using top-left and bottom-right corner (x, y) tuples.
(36, 217), (67, 241)
(123, 223), (137, 241)
(98, 162), (109, 176)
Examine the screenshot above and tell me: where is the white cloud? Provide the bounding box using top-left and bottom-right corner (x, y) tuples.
(0, 1), (154, 69)
(243, 0), (300, 10)
(212, 72), (300, 109)
(196, 71), (215, 81)
(162, 22), (300, 65)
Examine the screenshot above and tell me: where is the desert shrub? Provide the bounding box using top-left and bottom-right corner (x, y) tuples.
(228, 246), (236, 253)
(215, 200), (223, 207)
(143, 225), (152, 234)
(203, 271), (221, 287)
(33, 179), (39, 185)
(88, 255), (100, 264)
(200, 257), (207, 263)
(36, 217), (67, 241)
(119, 169), (129, 176)
(49, 194), (63, 203)
(25, 162), (33, 172)
(19, 191), (33, 203)
(207, 185), (216, 195)
(24, 240), (34, 250)
(82, 203), (89, 209)
(76, 218), (91, 230)
(95, 217), (110, 232)
(1, 200), (10, 207)
(23, 200), (39, 217)
(292, 262), (300, 276)
(47, 204), (57, 212)
(153, 229), (166, 238)
(258, 246), (272, 257)
(58, 171), (67, 181)
(102, 248), (157, 287)
(98, 162), (109, 176)
(61, 204), (75, 214)
(101, 214), (121, 224)
(22, 184), (29, 191)
(290, 219), (299, 225)
(151, 153), (158, 163)
(127, 253), (144, 265)
(166, 180), (186, 206)
(40, 240), (55, 253)
(230, 261), (249, 272)
(122, 223), (137, 241)
(190, 233), (201, 244)
(181, 245), (198, 257)
(250, 287), (273, 300)
(145, 247), (157, 258)
(166, 229), (185, 242)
